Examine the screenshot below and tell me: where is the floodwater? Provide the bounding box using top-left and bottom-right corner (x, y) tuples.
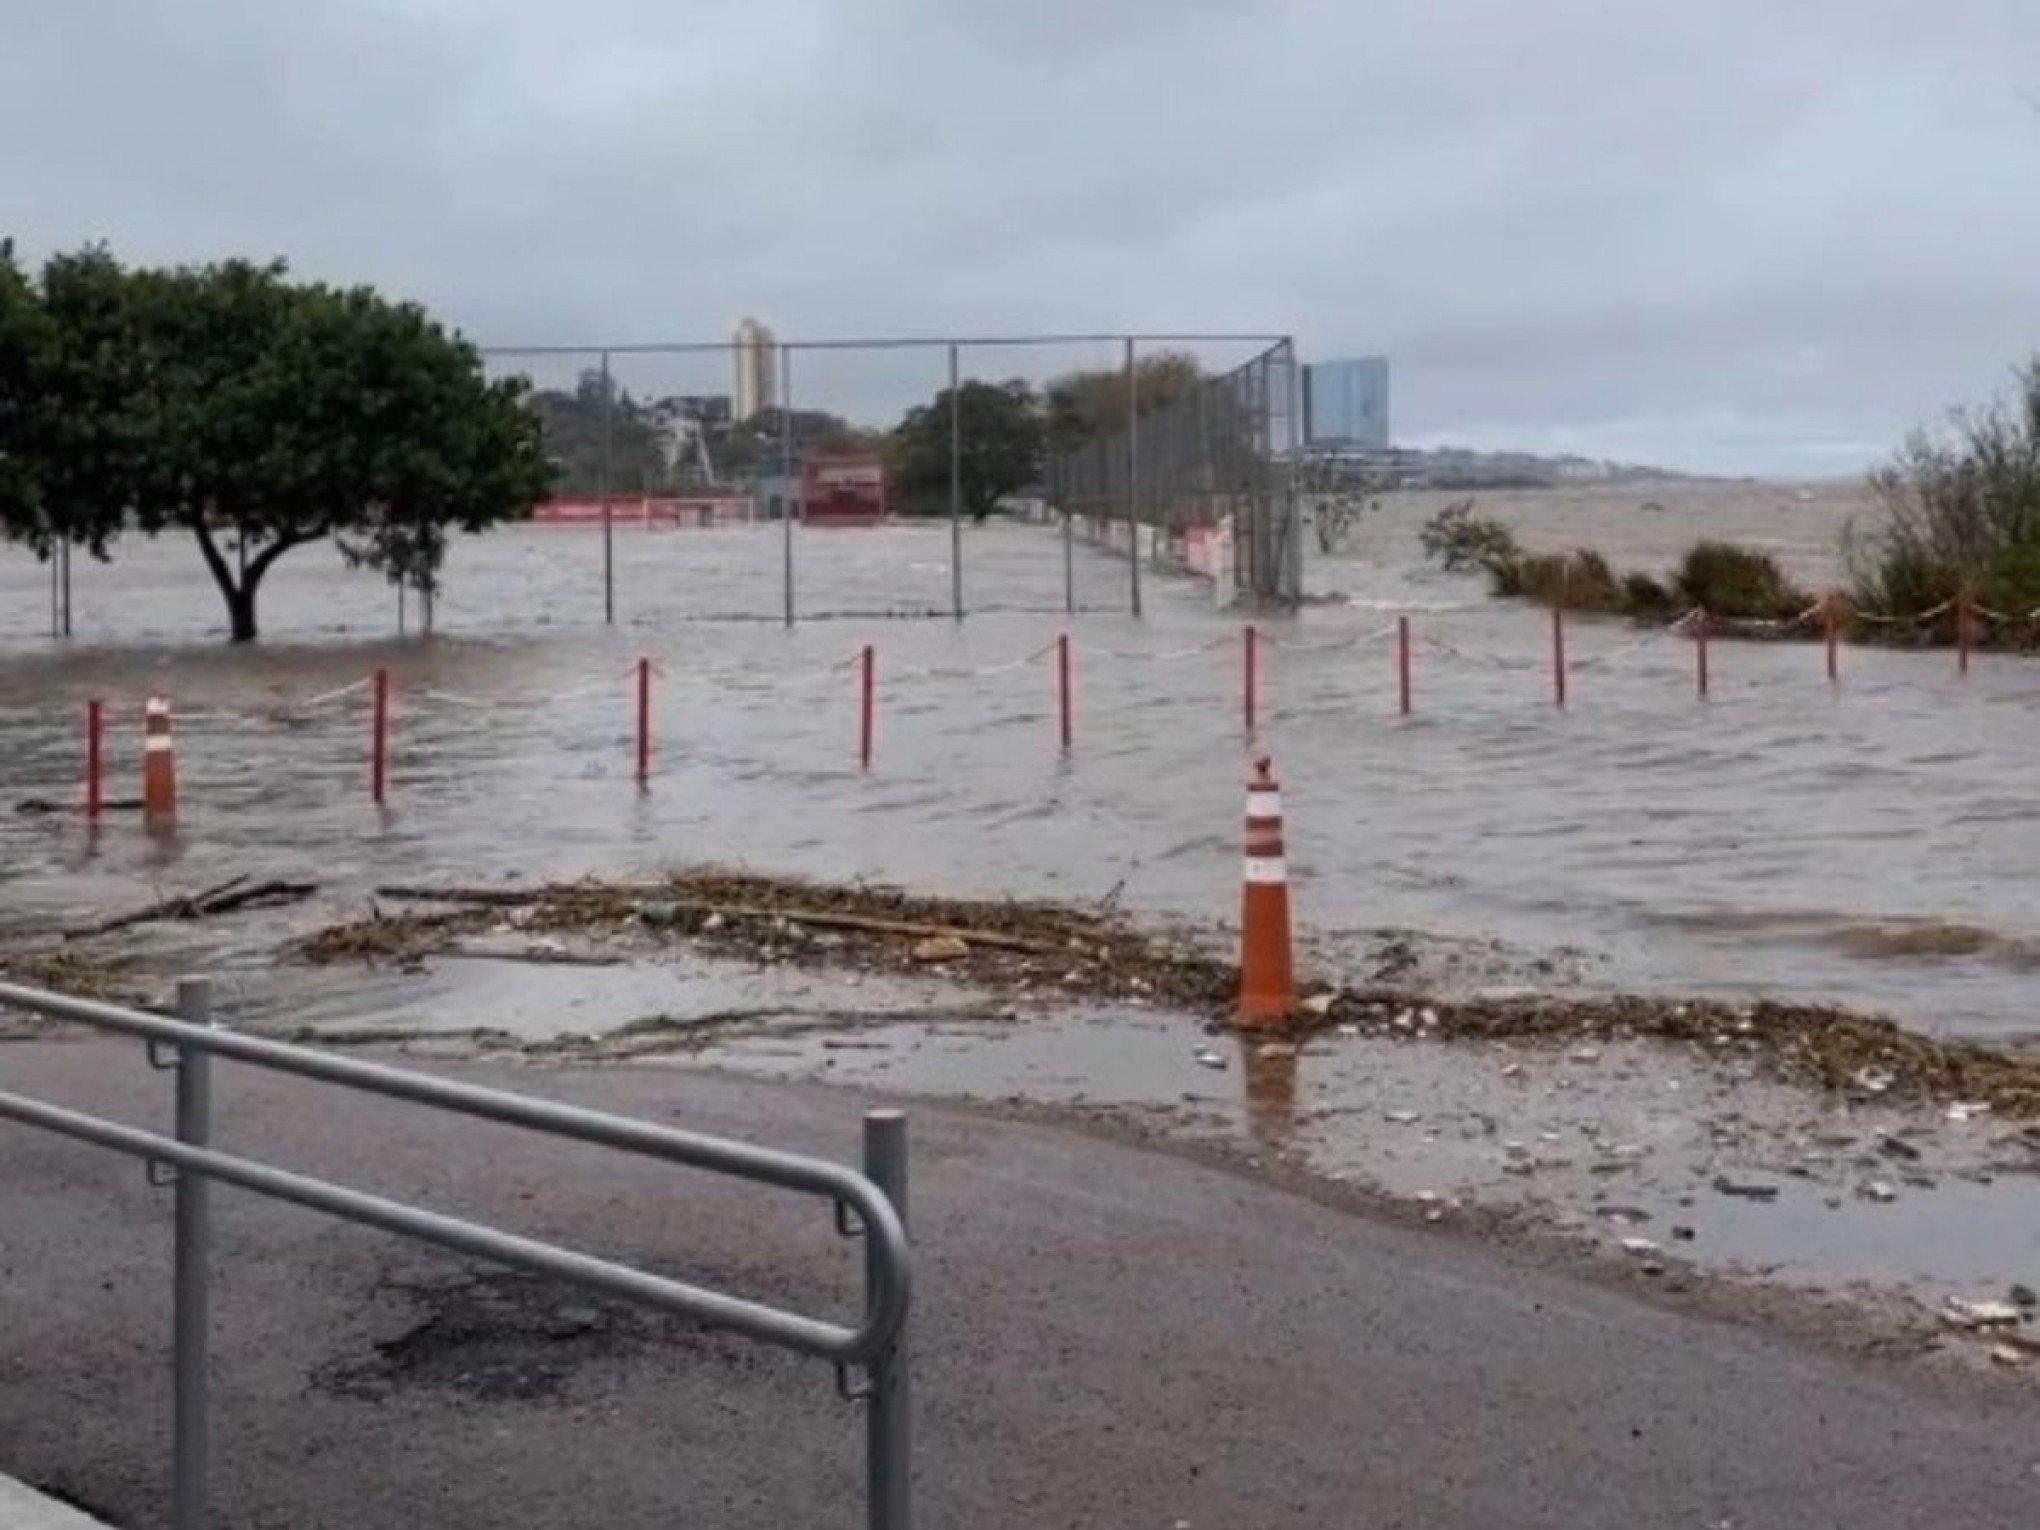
(4, 480), (2039, 1042)
(692, 1006), (2040, 1310)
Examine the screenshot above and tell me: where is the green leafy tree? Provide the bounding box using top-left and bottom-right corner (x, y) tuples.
(1044, 351), (1203, 450)
(0, 242), (52, 544)
(889, 379), (1044, 520)
(528, 370), (667, 496)
(0, 248), (551, 641)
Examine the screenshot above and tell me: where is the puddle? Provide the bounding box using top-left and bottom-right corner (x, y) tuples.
(689, 1007), (2040, 1312)
(216, 951), (994, 1043)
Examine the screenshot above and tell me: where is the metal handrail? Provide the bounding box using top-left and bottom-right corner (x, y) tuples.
(0, 976), (913, 1529)
(0, 978), (909, 1359)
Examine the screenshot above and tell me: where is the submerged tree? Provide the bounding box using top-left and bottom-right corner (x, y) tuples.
(889, 378), (1044, 520)
(0, 246), (552, 640)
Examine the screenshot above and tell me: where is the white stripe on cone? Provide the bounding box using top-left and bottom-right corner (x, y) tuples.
(1247, 789), (1282, 819)
(1243, 856), (1287, 884)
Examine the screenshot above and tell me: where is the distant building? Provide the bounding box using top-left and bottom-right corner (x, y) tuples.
(1303, 358), (1390, 450)
(732, 318), (778, 421)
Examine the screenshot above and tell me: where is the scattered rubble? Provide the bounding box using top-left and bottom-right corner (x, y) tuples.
(268, 868), (2040, 1122)
(1941, 1298), (2026, 1332)
(64, 874), (318, 939)
(0, 947), (145, 1009)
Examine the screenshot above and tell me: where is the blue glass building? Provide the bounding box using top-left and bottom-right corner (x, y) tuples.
(1303, 358), (1390, 449)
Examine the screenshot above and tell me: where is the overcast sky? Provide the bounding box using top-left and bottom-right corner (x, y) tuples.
(4, 1), (2038, 475)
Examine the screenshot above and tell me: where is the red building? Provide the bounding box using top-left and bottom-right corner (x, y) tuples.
(801, 450), (889, 527)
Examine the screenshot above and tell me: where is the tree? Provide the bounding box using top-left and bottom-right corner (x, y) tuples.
(888, 378), (1043, 520)
(1044, 351), (1203, 451)
(0, 248), (552, 640)
(0, 242), (52, 546)
(528, 370), (666, 496)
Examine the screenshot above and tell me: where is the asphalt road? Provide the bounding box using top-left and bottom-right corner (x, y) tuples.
(0, 1038), (2034, 1529)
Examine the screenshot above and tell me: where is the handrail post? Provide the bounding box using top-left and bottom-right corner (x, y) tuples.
(863, 1111), (911, 1530)
(173, 977), (215, 1530)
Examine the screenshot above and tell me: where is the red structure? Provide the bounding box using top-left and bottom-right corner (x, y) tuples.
(802, 451), (889, 527)
(533, 495), (755, 528)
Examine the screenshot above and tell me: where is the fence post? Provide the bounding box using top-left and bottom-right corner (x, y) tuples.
(172, 977), (215, 1530)
(1243, 623), (1258, 735)
(1396, 616), (1412, 717)
(1694, 610), (1710, 701)
(1551, 604), (1568, 709)
(863, 1111), (911, 1530)
(949, 343), (964, 621)
(371, 667), (390, 805)
(1057, 634), (1073, 752)
(782, 343), (797, 628)
(636, 658), (652, 786)
(1957, 586), (1972, 677)
(860, 645), (876, 771)
(85, 698), (104, 820)
(1825, 593), (1840, 685)
(1125, 336), (1142, 619)
(600, 349), (615, 627)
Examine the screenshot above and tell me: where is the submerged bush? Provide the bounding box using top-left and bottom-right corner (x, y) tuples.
(1622, 570), (1675, 617)
(1420, 489), (1826, 629)
(1499, 549), (1627, 612)
(1853, 361), (2040, 629)
(1673, 541), (1812, 621)
(1418, 499), (1518, 575)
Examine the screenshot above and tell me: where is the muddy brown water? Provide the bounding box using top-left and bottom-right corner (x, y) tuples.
(3, 482), (2038, 1043)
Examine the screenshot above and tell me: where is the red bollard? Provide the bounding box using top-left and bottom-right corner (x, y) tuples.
(860, 644), (876, 770)
(1551, 605), (1568, 709)
(1824, 593), (1840, 685)
(143, 697), (177, 828)
(1057, 633), (1073, 752)
(1695, 611), (1710, 701)
(1957, 587), (1973, 677)
(371, 667), (390, 804)
(1396, 615), (1412, 717)
(635, 657), (651, 786)
(84, 699), (104, 820)
(1244, 623), (1259, 735)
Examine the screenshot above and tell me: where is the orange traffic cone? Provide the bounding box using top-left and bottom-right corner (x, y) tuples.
(1238, 753), (1295, 1027)
(143, 696), (177, 828)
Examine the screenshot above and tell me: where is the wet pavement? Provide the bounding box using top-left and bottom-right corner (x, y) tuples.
(680, 1001), (2040, 1331)
(7, 1043), (2037, 1530)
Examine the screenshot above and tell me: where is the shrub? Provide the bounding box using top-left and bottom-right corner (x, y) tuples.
(1501, 548), (1627, 613)
(1419, 498), (1518, 575)
(1622, 570), (1675, 616)
(1853, 361), (2040, 625)
(1673, 541), (1812, 621)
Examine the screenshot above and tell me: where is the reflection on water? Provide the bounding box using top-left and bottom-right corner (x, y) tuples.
(1240, 1035), (1299, 1145)
(3, 491), (2039, 1041)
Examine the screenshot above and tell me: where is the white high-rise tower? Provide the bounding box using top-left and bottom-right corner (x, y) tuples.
(733, 317), (779, 421)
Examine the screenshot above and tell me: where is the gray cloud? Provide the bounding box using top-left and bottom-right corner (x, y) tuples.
(4, 0), (2038, 472)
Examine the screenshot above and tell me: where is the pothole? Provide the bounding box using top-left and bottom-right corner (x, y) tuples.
(311, 1268), (769, 1405)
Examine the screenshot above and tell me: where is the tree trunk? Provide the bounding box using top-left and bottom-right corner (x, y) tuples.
(192, 520), (316, 643)
(227, 582), (259, 642)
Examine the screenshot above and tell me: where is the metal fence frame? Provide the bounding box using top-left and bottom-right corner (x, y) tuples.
(1045, 338), (1304, 608)
(0, 977), (914, 1530)
(482, 331), (1294, 626)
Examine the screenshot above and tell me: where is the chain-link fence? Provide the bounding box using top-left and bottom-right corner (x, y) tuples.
(477, 333), (1297, 628)
(1044, 339), (1302, 609)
